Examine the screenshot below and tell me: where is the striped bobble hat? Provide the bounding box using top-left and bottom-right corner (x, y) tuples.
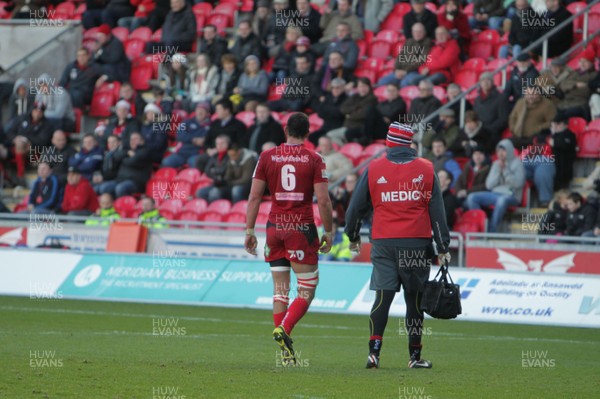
(386, 122), (414, 147)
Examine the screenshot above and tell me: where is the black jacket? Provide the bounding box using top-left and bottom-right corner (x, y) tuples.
(198, 37), (229, 68)
(314, 92), (347, 132)
(52, 145), (77, 180)
(538, 202), (567, 235)
(403, 10), (438, 39)
(408, 95), (442, 127)
(504, 64), (539, 103)
(551, 128), (577, 189)
(299, 7), (322, 43)
(60, 61), (101, 102)
(509, 7), (537, 47)
(7, 114), (53, 147)
(565, 204), (597, 236)
(101, 116), (141, 149)
(532, 6), (573, 58)
(473, 87), (509, 142)
(377, 97), (407, 124)
(229, 32), (264, 68)
(243, 116), (285, 153)
(95, 36), (130, 82)
(205, 117), (247, 148)
(101, 147), (126, 182)
(116, 145), (153, 192)
(344, 146), (450, 252)
(204, 153), (230, 187)
(161, 4), (196, 48)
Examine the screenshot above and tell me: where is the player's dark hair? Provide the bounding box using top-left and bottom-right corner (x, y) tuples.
(432, 137), (447, 147)
(216, 98), (234, 113)
(286, 113), (310, 139)
(567, 192), (583, 204)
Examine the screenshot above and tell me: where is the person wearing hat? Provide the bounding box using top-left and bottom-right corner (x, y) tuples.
(473, 72), (509, 146)
(454, 145), (491, 206)
(345, 121), (450, 370)
(162, 102), (212, 168)
(542, 51), (595, 119)
(289, 36), (316, 74)
(466, 139), (525, 232)
(136, 103), (168, 163)
(61, 166), (99, 216)
(116, 82), (147, 118)
(101, 99), (140, 149)
(93, 24), (131, 83)
(504, 52), (540, 106)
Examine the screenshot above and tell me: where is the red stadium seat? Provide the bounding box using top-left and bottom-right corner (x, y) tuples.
(152, 28), (162, 42)
(577, 129), (600, 158)
(354, 68), (378, 84)
(455, 157), (469, 170)
(374, 85), (387, 101)
(130, 55), (154, 90)
(124, 38), (146, 60)
(375, 30), (400, 43)
(159, 210), (176, 221)
(476, 29), (500, 46)
(175, 167), (202, 183)
(258, 201), (271, 215)
(454, 70), (479, 90)
(195, 14), (206, 34)
(453, 209), (487, 236)
(568, 117), (587, 135)
(433, 86), (447, 102)
(588, 12), (600, 35)
(268, 84), (286, 101)
(363, 29), (374, 43)
(169, 181), (194, 200)
(193, 178), (213, 194)
(207, 199), (232, 215)
(368, 40), (392, 59)
(236, 111), (256, 128)
(208, 14), (230, 34)
(340, 142), (363, 162)
(130, 26), (152, 42)
(399, 85), (420, 106)
(54, 1), (75, 19)
(568, 2), (587, 33)
(89, 91), (114, 118)
(193, 2), (213, 16)
(159, 199), (184, 215)
(223, 212), (246, 230)
(72, 107), (82, 133)
(213, 3), (237, 20)
(308, 113), (324, 132)
(198, 211), (224, 223)
(230, 200), (249, 214)
(468, 42), (494, 60)
(111, 26), (129, 43)
(425, 2), (437, 13)
(356, 39), (368, 59)
(360, 57), (384, 73)
(364, 143), (386, 157)
(463, 3), (474, 17)
(588, 119), (600, 131)
(278, 112), (293, 127)
(74, 3), (86, 20)
(183, 198), (208, 214)
(176, 210), (200, 221)
(114, 195), (137, 218)
(153, 168), (177, 181)
(462, 57), (487, 73)
(240, 0), (253, 13)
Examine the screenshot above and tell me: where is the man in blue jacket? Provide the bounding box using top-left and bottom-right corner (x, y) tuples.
(27, 162), (61, 214)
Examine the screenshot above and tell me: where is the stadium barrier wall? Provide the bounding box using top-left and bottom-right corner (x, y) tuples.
(1, 248), (599, 328)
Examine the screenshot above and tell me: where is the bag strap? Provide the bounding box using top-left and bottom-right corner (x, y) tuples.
(443, 259), (456, 285)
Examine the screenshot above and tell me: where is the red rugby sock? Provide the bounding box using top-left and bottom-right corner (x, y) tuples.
(281, 297), (309, 334)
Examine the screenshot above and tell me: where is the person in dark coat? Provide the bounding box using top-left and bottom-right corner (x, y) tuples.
(538, 189), (568, 236)
(197, 135), (230, 199)
(93, 24), (130, 83)
(82, 0), (108, 29)
(473, 72), (509, 147)
(27, 162), (61, 214)
(532, 0), (573, 58)
(406, 80), (442, 127)
(500, 0), (536, 59)
(229, 20), (264, 69)
(242, 103), (285, 153)
(564, 192), (597, 237)
(50, 129), (77, 185)
(60, 48), (102, 108)
(99, 132), (152, 198)
(309, 77), (347, 145)
(296, 0), (322, 43)
(101, 0), (135, 27)
(454, 146), (490, 207)
(212, 54), (241, 105)
(268, 54), (314, 112)
(438, 168), (459, 229)
(453, 110), (493, 157)
(162, 102), (211, 168)
(6, 79), (34, 132)
(504, 53), (539, 106)
(198, 24), (229, 68)
(146, 0), (196, 54)
(403, 0), (438, 39)
(99, 100), (141, 149)
(6, 102), (54, 148)
(204, 99), (247, 148)
(547, 114), (577, 190)
(93, 134), (126, 194)
(312, 51), (354, 99)
(377, 84), (407, 126)
(136, 103), (168, 163)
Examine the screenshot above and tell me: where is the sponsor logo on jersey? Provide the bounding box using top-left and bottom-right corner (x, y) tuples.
(275, 192), (305, 201)
(271, 155), (310, 163)
(377, 176), (388, 184)
(412, 174), (424, 184)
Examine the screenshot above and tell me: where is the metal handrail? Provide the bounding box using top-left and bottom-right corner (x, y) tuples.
(330, 0), (600, 189)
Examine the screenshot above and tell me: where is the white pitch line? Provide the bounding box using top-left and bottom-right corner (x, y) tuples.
(1, 305), (598, 345)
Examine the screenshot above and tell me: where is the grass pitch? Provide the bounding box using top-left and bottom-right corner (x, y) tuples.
(0, 295), (598, 399)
